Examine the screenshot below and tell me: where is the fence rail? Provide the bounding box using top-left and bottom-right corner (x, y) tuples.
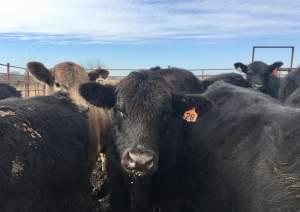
(0, 62), (295, 97)
(0, 63), (45, 97)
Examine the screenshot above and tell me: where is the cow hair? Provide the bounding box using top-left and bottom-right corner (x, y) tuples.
(116, 71), (173, 121)
(0, 84), (21, 99)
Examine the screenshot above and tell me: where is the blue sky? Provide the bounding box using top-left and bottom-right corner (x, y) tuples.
(0, 0), (299, 76)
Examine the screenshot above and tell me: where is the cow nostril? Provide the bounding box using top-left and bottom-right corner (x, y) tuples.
(146, 160), (154, 169)
(125, 152), (136, 168)
(128, 159), (136, 168)
(122, 149), (157, 175)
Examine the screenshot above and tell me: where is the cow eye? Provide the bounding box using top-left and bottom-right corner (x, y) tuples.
(55, 82), (60, 87)
(114, 106), (127, 118)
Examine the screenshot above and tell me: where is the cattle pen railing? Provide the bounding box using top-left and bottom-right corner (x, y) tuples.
(0, 63), (46, 97)
(0, 63), (294, 97)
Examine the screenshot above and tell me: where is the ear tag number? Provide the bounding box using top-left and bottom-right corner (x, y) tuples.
(183, 107), (198, 122)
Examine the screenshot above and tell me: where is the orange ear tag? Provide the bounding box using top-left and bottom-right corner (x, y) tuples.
(183, 107), (198, 122)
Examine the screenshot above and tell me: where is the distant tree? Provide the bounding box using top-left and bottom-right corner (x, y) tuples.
(85, 61), (107, 71)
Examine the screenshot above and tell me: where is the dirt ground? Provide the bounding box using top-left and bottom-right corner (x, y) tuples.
(90, 155), (111, 212)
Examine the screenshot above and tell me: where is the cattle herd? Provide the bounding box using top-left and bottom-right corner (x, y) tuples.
(0, 60), (299, 212)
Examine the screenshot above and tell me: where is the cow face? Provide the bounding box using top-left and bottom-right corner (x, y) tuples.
(27, 61), (110, 107)
(234, 61), (283, 90)
(27, 61), (109, 94)
(80, 72), (213, 177)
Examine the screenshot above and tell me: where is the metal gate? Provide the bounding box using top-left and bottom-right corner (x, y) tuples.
(251, 46), (295, 72)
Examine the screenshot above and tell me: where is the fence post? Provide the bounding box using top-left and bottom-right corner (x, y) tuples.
(25, 70), (30, 97)
(7, 63), (10, 84)
(291, 47), (295, 72)
(251, 47), (255, 62)
(43, 84), (46, 96)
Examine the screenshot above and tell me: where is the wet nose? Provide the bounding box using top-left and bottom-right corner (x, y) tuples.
(254, 84), (263, 89)
(122, 149), (155, 174)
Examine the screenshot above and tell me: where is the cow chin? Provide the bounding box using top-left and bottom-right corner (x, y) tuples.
(123, 165), (158, 178)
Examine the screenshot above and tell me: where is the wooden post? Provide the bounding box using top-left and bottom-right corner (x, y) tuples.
(25, 71), (30, 97)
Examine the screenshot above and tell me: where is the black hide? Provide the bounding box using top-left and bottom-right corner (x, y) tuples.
(185, 81), (299, 212)
(0, 94), (91, 212)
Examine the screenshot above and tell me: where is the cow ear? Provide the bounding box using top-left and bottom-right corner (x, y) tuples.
(79, 82), (116, 108)
(234, 62), (248, 73)
(268, 61), (283, 74)
(27, 62), (53, 85)
(172, 94), (213, 122)
(88, 68), (110, 81)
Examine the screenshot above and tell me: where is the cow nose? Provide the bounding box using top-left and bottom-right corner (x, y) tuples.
(122, 150), (156, 175)
(254, 84), (263, 89)
(128, 151), (154, 168)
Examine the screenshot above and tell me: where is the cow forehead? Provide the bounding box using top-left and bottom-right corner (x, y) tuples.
(51, 63), (89, 86)
(248, 62), (268, 74)
(116, 72), (173, 120)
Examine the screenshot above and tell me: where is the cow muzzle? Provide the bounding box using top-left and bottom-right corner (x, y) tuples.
(122, 148), (157, 176)
(253, 84), (263, 90)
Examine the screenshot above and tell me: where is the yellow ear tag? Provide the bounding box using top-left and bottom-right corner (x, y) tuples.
(183, 107), (198, 122)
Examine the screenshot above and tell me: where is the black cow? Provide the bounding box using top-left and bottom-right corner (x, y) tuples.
(284, 87), (300, 107)
(0, 93), (92, 212)
(234, 61), (283, 98)
(183, 81), (299, 212)
(201, 73), (251, 91)
(0, 83), (21, 99)
(278, 67), (300, 102)
(79, 69), (212, 212)
(147, 66), (206, 93)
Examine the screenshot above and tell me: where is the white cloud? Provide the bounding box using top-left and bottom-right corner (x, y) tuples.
(0, 0), (299, 43)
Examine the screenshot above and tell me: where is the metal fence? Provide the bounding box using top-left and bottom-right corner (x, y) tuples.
(0, 63), (46, 97)
(0, 63), (294, 97)
(252, 46), (295, 71)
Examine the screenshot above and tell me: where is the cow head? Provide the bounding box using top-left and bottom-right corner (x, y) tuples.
(80, 71), (213, 177)
(234, 61), (283, 90)
(27, 61), (109, 94)
(27, 61), (110, 107)
(88, 68), (110, 82)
